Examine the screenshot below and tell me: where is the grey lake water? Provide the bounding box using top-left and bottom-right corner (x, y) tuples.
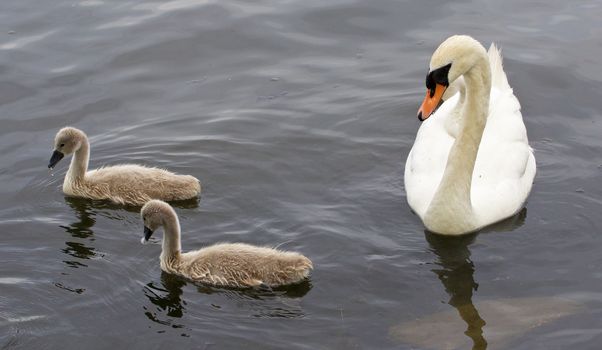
(1, 0), (602, 349)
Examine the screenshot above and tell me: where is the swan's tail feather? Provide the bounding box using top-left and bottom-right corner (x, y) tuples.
(488, 43), (510, 90)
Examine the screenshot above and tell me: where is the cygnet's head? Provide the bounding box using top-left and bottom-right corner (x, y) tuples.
(418, 35), (486, 121)
(140, 200), (174, 244)
(48, 127), (88, 169)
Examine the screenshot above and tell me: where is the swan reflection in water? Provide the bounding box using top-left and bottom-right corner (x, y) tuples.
(426, 207), (528, 342)
(399, 210), (523, 350)
(142, 271), (312, 327)
(426, 208), (528, 348)
(426, 231), (487, 349)
(390, 208), (582, 350)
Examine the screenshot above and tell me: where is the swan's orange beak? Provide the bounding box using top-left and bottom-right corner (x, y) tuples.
(418, 83), (447, 121)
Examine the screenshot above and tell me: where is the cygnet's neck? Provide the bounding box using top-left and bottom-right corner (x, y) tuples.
(66, 140), (90, 183)
(160, 209), (183, 258)
(424, 52), (491, 234)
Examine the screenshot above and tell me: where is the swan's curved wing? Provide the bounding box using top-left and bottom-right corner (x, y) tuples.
(404, 93), (460, 218)
(471, 86), (536, 225)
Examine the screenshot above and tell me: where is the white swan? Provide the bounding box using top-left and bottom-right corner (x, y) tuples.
(48, 127), (201, 205)
(404, 35), (536, 235)
(140, 200), (313, 288)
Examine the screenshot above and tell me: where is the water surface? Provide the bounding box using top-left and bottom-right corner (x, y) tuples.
(1, 0), (602, 349)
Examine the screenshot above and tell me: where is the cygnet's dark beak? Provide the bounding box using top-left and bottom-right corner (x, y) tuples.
(142, 226), (154, 242)
(48, 150), (64, 169)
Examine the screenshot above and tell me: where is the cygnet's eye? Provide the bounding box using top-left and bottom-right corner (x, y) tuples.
(60, 143), (65, 148)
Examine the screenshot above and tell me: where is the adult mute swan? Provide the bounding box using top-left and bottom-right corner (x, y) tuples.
(48, 127), (201, 205)
(140, 200), (313, 288)
(405, 35), (536, 235)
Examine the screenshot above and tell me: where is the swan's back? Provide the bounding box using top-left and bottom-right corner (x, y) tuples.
(177, 243), (313, 287)
(472, 45), (536, 226)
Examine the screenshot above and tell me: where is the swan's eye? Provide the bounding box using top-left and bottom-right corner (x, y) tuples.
(426, 73), (435, 92)
(432, 63), (452, 85)
(60, 143), (65, 148)
(426, 63), (452, 97)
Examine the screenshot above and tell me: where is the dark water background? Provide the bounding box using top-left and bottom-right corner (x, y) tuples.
(1, 0), (602, 349)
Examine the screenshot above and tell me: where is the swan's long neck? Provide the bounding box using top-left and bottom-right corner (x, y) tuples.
(66, 139), (90, 183)
(161, 209), (182, 259)
(425, 54), (491, 234)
